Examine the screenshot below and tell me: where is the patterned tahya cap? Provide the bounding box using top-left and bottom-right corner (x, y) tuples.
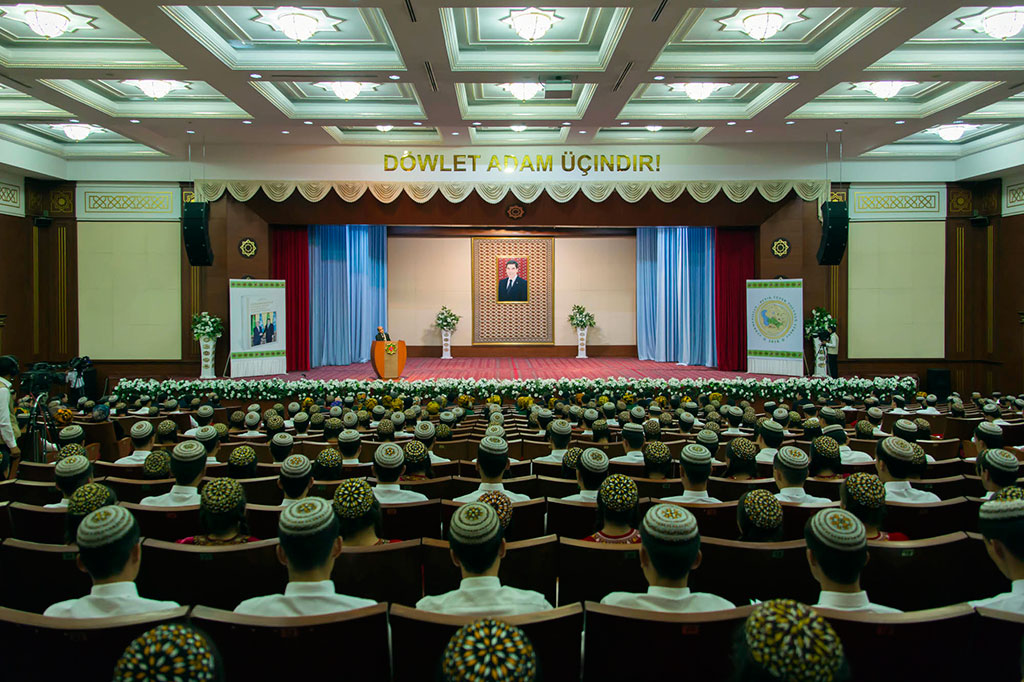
(982, 448), (1020, 473)
(374, 443), (404, 468)
(279, 497), (336, 536)
(390, 411), (406, 427)
(143, 451), (172, 478)
(68, 482), (116, 516)
(59, 425), (84, 441)
(583, 408), (599, 421)
(452, 407), (465, 419)
(288, 402), (301, 414)
(436, 423), (452, 440)
(450, 502), (501, 544)
(821, 424), (844, 437)
(479, 490), (513, 529)
(338, 429), (361, 444)
(485, 425), (506, 439)
(479, 436), (508, 456)
(979, 498), (1024, 522)
(642, 441), (670, 464)
(894, 418), (917, 434)
(376, 419), (395, 436)
(196, 405), (214, 418)
(563, 447), (583, 470)
(282, 454), (312, 478)
(77, 505), (135, 548)
(404, 439), (428, 464)
(230, 410), (245, 425)
(172, 440), (207, 462)
(760, 419), (784, 436)
(643, 503), (698, 542)
(244, 412), (261, 428)
(342, 412), (358, 428)
(415, 421), (436, 439)
(372, 405), (386, 418)
(984, 403), (1000, 415)
(843, 472), (886, 508)
(333, 478), (375, 519)
(680, 443), (712, 465)
(643, 419), (661, 438)
(163, 399), (177, 410)
(879, 436), (915, 462)
(993, 486), (1024, 502)
(867, 407), (883, 419)
(729, 437), (758, 461)
(440, 411), (455, 424)
(325, 417), (344, 432)
(130, 421), (154, 440)
(599, 474), (638, 512)
(772, 408), (789, 422)
(743, 490), (783, 530)
(629, 406), (646, 420)
(55, 454), (90, 477)
(265, 415), (284, 431)
(113, 623), (216, 682)
(744, 599), (843, 682)
(808, 508), (866, 550)
(908, 443), (927, 466)
(210, 424), (228, 440)
(696, 430), (719, 449)
(228, 445), (256, 467)
(272, 432), (294, 448)
(194, 425), (218, 443)
(293, 411), (309, 424)
(776, 445), (809, 469)
(316, 448), (342, 468)
(201, 477), (245, 513)
(157, 420), (177, 436)
(802, 417), (820, 430)
(329, 406), (343, 418)
(441, 619), (536, 682)
(549, 419), (571, 436)
(246, 404), (260, 413)
(580, 447), (609, 473)
(978, 421), (1004, 438)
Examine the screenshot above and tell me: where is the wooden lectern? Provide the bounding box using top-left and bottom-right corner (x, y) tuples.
(371, 340), (406, 379)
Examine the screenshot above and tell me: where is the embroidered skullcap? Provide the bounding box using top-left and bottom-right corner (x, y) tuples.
(328, 406), (343, 418)
(639, 504), (696, 543)
(59, 425), (83, 442)
(820, 406), (839, 420)
(994, 487), (1024, 502)
(172, 439), (207, 462)
(743, 490), (783, 530)
(246, 403), (259, 413)
(130, 421), (154, 440)
(374, 443), (404, 468)
(617, 411), (630, 423)
(984, 403), (1000, 415)
(228, 445), (256, 468)
(113, 623), (216, 682)
(760, 419), (784, 439)
(811, 436), (841, 461)
(980, 497), (1024, 524)
(230, 410), (244, 425)
(776, 445), (809, 469)
(563, 447), (583, 470)
(479, 491), (513, 529)
(622, 422), (644, 436)
(843, 472), (886, 509)
(696, 430), (719, 449)
(580, 447), (609, 473)
(195, 405), (214, 419)
(68, 482), (116, 516)
(404, 439), (428, 464)
(450, 502), (501, 544)
(599, 474), (638, 512)
(265, 415), (284, 431)
(802, 417), (820, 430)
(391, 412), (406, 428)
(679, 412), (695, 425)
(978, 421), (1004, 438)
(267, 433), (292, 450)
(744, 599), (843, 682)
(643, 419), (661, 437)
(642, 441), (670, 464)
(76, 505), (135, 548)
(894, 418), (917, 433)
(324, 417), (344, 433)
(583, 408), (599, 422)
(282, 454), (312, 479)
(143, 451), (171, 478)
(867, 407), (883, 420)
(913, 417), (931, 433)
(415, 421), (436, 439)
(163, 399), (178, 411)
(244, 412), (260, 428)
(479, 436), (508, 456)
(332, 478), (375, 519)
(336, 429), (360, 445)
(316, 447), (342, 468)
(201, 477), (245, 514)
(484, 425), (505, 439)
(908, 443), (926, 466)
(436, 423), (452, 440)
(280, 497), (336, 536)
(55, 454), (90, 478)
(809, 508), (866, 550)
(489, 413), (505, 426)
(537, 408), (552, 420)
(982, 448), (1020, 473)
(340, 411), (358, 429)
(288, 402), (301, 414)
(293, 411), (309, 425)
(629, 406), (646, 421)
(452, 407), (465, 419)
(729, 437), (757, 461)
(440, 411), (456, 424)
(772, 408), (789, 423)
(879, 436), (915, 462)
(548, 419), (572, 436)
(191, 425), (217, 444)
(855, 420), (875, 438)
(822, 423), (844, 437)
(441, 619), (536, 682)
(679, 443), (712, 466)
(376, 419), (395, 436)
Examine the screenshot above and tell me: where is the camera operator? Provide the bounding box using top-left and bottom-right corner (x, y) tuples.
(825, 324), (839, 378)
(0, 355), (21, 479)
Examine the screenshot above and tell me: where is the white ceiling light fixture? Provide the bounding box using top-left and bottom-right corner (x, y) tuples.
(375, 124), (393, 132)
(853, 80), (918, 100)
(499, 82), (544, 101)
(1, 4), (95, 38)
(53, 123), (98, 140)
(509, 125), (528, 132)
(122, 79), (188, 99)
(500, 7), (563, 41)
(927, 123), (979, 141)
(957, 6), (1024, 40)
(645, 125), (662, 132)
(668, 82), (730, 101)
(314, 81), (372, 101)
(717, 7), (806, 41)
(254, 6), (342, 42)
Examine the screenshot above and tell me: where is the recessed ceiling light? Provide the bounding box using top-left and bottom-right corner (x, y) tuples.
(745, 129), (753, 133)
(451, 131), (459, 135)
(186, 130), (196, 134)
(249, 73), (262, 79)
(388, 74), (400, 80)
(785, 121), (794, 125)
(561, 122), (571, 126)
(376, 124), (393, 132)
(510, 125), (527, 132)
(726, 121), (737, 126)
(787, 74), (800, 80)
(281, 130), (290, 134)
(579, 130), (587, 134)
(69, 118), (79, 123)
(653, 75), (665, 81)
(472, 121), (481, 126)
(243, 120), (253, 124)
(834, 128), (843, 132)
(129, 119), (140, 124)
(412, 121), (422, 126)
(304, 120), (313, 125)
(620, 121), (630, 126)
(895, 120), (906, 125)
(645, 125), (662, 132)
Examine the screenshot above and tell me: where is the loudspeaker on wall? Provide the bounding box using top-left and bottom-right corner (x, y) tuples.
(182, 201), (213, 266)
(817, 201), (848, 266)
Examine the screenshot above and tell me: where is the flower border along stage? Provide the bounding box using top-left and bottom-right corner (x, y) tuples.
(114, 375), (918, 403)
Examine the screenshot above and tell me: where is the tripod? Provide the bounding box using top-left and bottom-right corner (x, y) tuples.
(23, 393), (60, 464)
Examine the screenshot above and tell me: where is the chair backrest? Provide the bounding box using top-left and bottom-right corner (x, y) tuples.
(8, 480), (61, 506)
(8, 502), (68, 544)
(245, 503), (282, 539)
(0, 502), (10, 539)
(883, 497), (971, 538)
(119, 502), (201, 542)
(973, 608), (1024, 680)
(0, 605), (188, 682)
(912, 473), (970, 495)
(229, 476), (281, 505)
(81, 421), (119, 461)
(388, 602), (583, 682)
(532, 461), (565, 479)
(379, 499), (442, 540)
(93, 461), (149, 480)
(391, 476), (454, 501)
(583, 602), (754, 681)
(333, 539), (422, 606)
(653, 499), (739, 540)
(779, 501), (840, 541)
(632, 477), (684, 500)
(14, 461), (55, 482)
(433, 439), (470, 462)
(918, 438), (961, 461)
(556, 538), (647, 606)
(190, 603), (390, 682)
(0, 538), (92, 612)
(101, 477), (174, 504)
(521, 440), (553, 461)
(440, 499), (546, 542)
(546, 498), (598, 539)
(537, 475), (579, 499)
(136, 538), (286, 610)
(693, 536), (817, 605)
(421, 535), (558, 607)
(705, 476), (775, 501)
(944, 417), (984, 441)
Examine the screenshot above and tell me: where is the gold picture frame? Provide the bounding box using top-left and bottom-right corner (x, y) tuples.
(471, 236), (554, 345)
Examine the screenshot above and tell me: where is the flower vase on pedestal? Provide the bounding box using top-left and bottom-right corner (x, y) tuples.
(199, 337), (217, 379)
(441, 330), (453, 360)
(576, 328), (588, 359)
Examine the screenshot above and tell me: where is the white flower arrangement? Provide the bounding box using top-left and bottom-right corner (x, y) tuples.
(435, 306), (461, 332)
(568, 305), (596, 329)
(191, 312), (224, 341)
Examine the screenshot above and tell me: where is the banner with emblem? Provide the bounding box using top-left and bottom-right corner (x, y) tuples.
(229, 279), (287, 378)
(745, 279), (804, 376)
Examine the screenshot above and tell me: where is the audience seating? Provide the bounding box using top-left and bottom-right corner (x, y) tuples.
(136, 538), (287, 610)
(388, 603), (583, 682)
(944, 417), (984, 442)
(884, 497), (972, 538)
(440, 499), (545, 542)
(455, 460), (531, 479)
(432, 439), (469, 461)
(14, 461), (55, 482)
(973, 608), (1024, 680)
(307, 479), (344, 499)
(0, 502), (9, 539)
(231, 475), (282, 505)
(694, 537), (818, 605)
(93, 461), (150, 480)
(532, 461), (566, 479)
(387, 476), (454, 500)
(536, 475), (579, 499)
(80, 422), (119, 462)
(245, 503), (282, 539)
(546, 498), (598, 539)
(705, 477), (775, 501)
(119, 502), (200, 542)
(101, 477), (174, 504)
(7, 480), (61, 506)
(583, 602), (754, 682)
(191, 604), (390, 681)
(379, 499), (442, 540)
(802, 477), (843, 500)
(449, 475), (539, 499)
(333, 539), (422, 606)
(780, 501), (840, 540)
(919, 439), (961, 461)
(557, 538), (647, 606)
(916, 463), (966, 482)
(632, 477), (683, 499)
(0, 539), (91, 612)
(8, 502), (68, 544)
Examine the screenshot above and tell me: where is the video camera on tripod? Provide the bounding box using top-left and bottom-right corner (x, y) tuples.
(20, 356), (92, 396)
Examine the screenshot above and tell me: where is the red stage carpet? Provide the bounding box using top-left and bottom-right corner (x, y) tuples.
(262, 358), (780, 382)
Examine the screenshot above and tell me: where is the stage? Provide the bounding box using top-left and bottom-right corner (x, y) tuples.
(258, 357), (778, 382)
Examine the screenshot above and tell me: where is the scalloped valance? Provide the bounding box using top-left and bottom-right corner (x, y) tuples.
(195, 179), (828, 207)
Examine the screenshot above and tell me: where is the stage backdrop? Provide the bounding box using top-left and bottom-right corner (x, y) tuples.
(229, 279), (287, 377)
(472, 237), (554, 345)
(746, 279), (804, 376)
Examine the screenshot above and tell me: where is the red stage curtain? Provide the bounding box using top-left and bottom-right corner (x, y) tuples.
(715, 228), (756, 372)
(271, 226), (310, 372)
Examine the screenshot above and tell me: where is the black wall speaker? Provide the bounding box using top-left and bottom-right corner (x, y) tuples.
(817, 201), (849, 266)
(182, 201), (213, 266)
(969, 215), (991, 229)
(926, 368), (952, 402)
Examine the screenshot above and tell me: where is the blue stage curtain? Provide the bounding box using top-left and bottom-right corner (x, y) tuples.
(308, 225), (387, 367)
(636, 226), (717, 366)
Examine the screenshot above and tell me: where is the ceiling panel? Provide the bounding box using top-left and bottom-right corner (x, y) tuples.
(252, 81), (425, 120)
(621, 82), (795, 120)
(455, 82), (596, 120)
(789, 80), (1003, 119)
(39, 78), (249, 118)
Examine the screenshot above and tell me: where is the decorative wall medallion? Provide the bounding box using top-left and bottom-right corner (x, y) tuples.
(50, 187), (74, 215)
(947, 187), (972, 217)
(238, 237), (258, 259)
(506, 203), (525, 220)
(183, 189), (196, 204)
(771, 238), (791, 259)
(829, 190), (847, 203)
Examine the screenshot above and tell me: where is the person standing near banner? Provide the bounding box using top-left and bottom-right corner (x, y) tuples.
(812, 331), (828, 377)
(826, 324), (839, 378)
(0, 355), (20, 479)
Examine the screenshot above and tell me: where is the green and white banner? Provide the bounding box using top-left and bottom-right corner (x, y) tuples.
(229, 279), (286, 378)
(746, 279), (804, 377)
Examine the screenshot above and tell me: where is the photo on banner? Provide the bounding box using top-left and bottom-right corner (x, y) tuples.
(472, 237), (553, 345)
(229, 279), (287, 377)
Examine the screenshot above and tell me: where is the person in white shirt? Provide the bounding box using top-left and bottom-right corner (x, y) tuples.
(532, 418), (571, 464)
(806, 508), (900, 613)
(193, 425), (222, 465)
(336, 428), (362, 465)
(0, 356), (20, 478)
(116, 421), (156, 465)
(44, 506), (180, 617)
(415, 501), (552, 616)
(371, 443), (429, 504)
(235, 497), (377, 616)
(821, 424), (873, 465)
(455, 436), (531, 503)
(662, 443), (723, 505)
(139, 440), (206, 507)
(866, 407), (888, 437)
(580, 408), (599, 437)
(46, 454), (93, 509)
(888, 396), (910, 416)
(643, 441), (672, 480)
(916, 394), (940, 415)
(562, 447), (608, 502)
(976, 449), (1020, 501)
(602, 504), (735, 612)
(278, 454), (315, 506)
(773, 446), (833, 506)
(754, 419), (786, 465)
(414, 421), (450, 464)
(722, 405), (745, 436)
(182, 404), (215, 437)
(875, 437), (940, 504)
(970, 497), (1024, 613)
(609, 422), (645, 464)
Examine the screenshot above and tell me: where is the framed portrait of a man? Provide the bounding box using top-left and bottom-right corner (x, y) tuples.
(472, 237), (553, 345)
(497, 257), (529, 303)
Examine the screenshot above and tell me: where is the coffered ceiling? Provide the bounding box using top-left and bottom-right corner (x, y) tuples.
(0, 1), (1021, 168)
